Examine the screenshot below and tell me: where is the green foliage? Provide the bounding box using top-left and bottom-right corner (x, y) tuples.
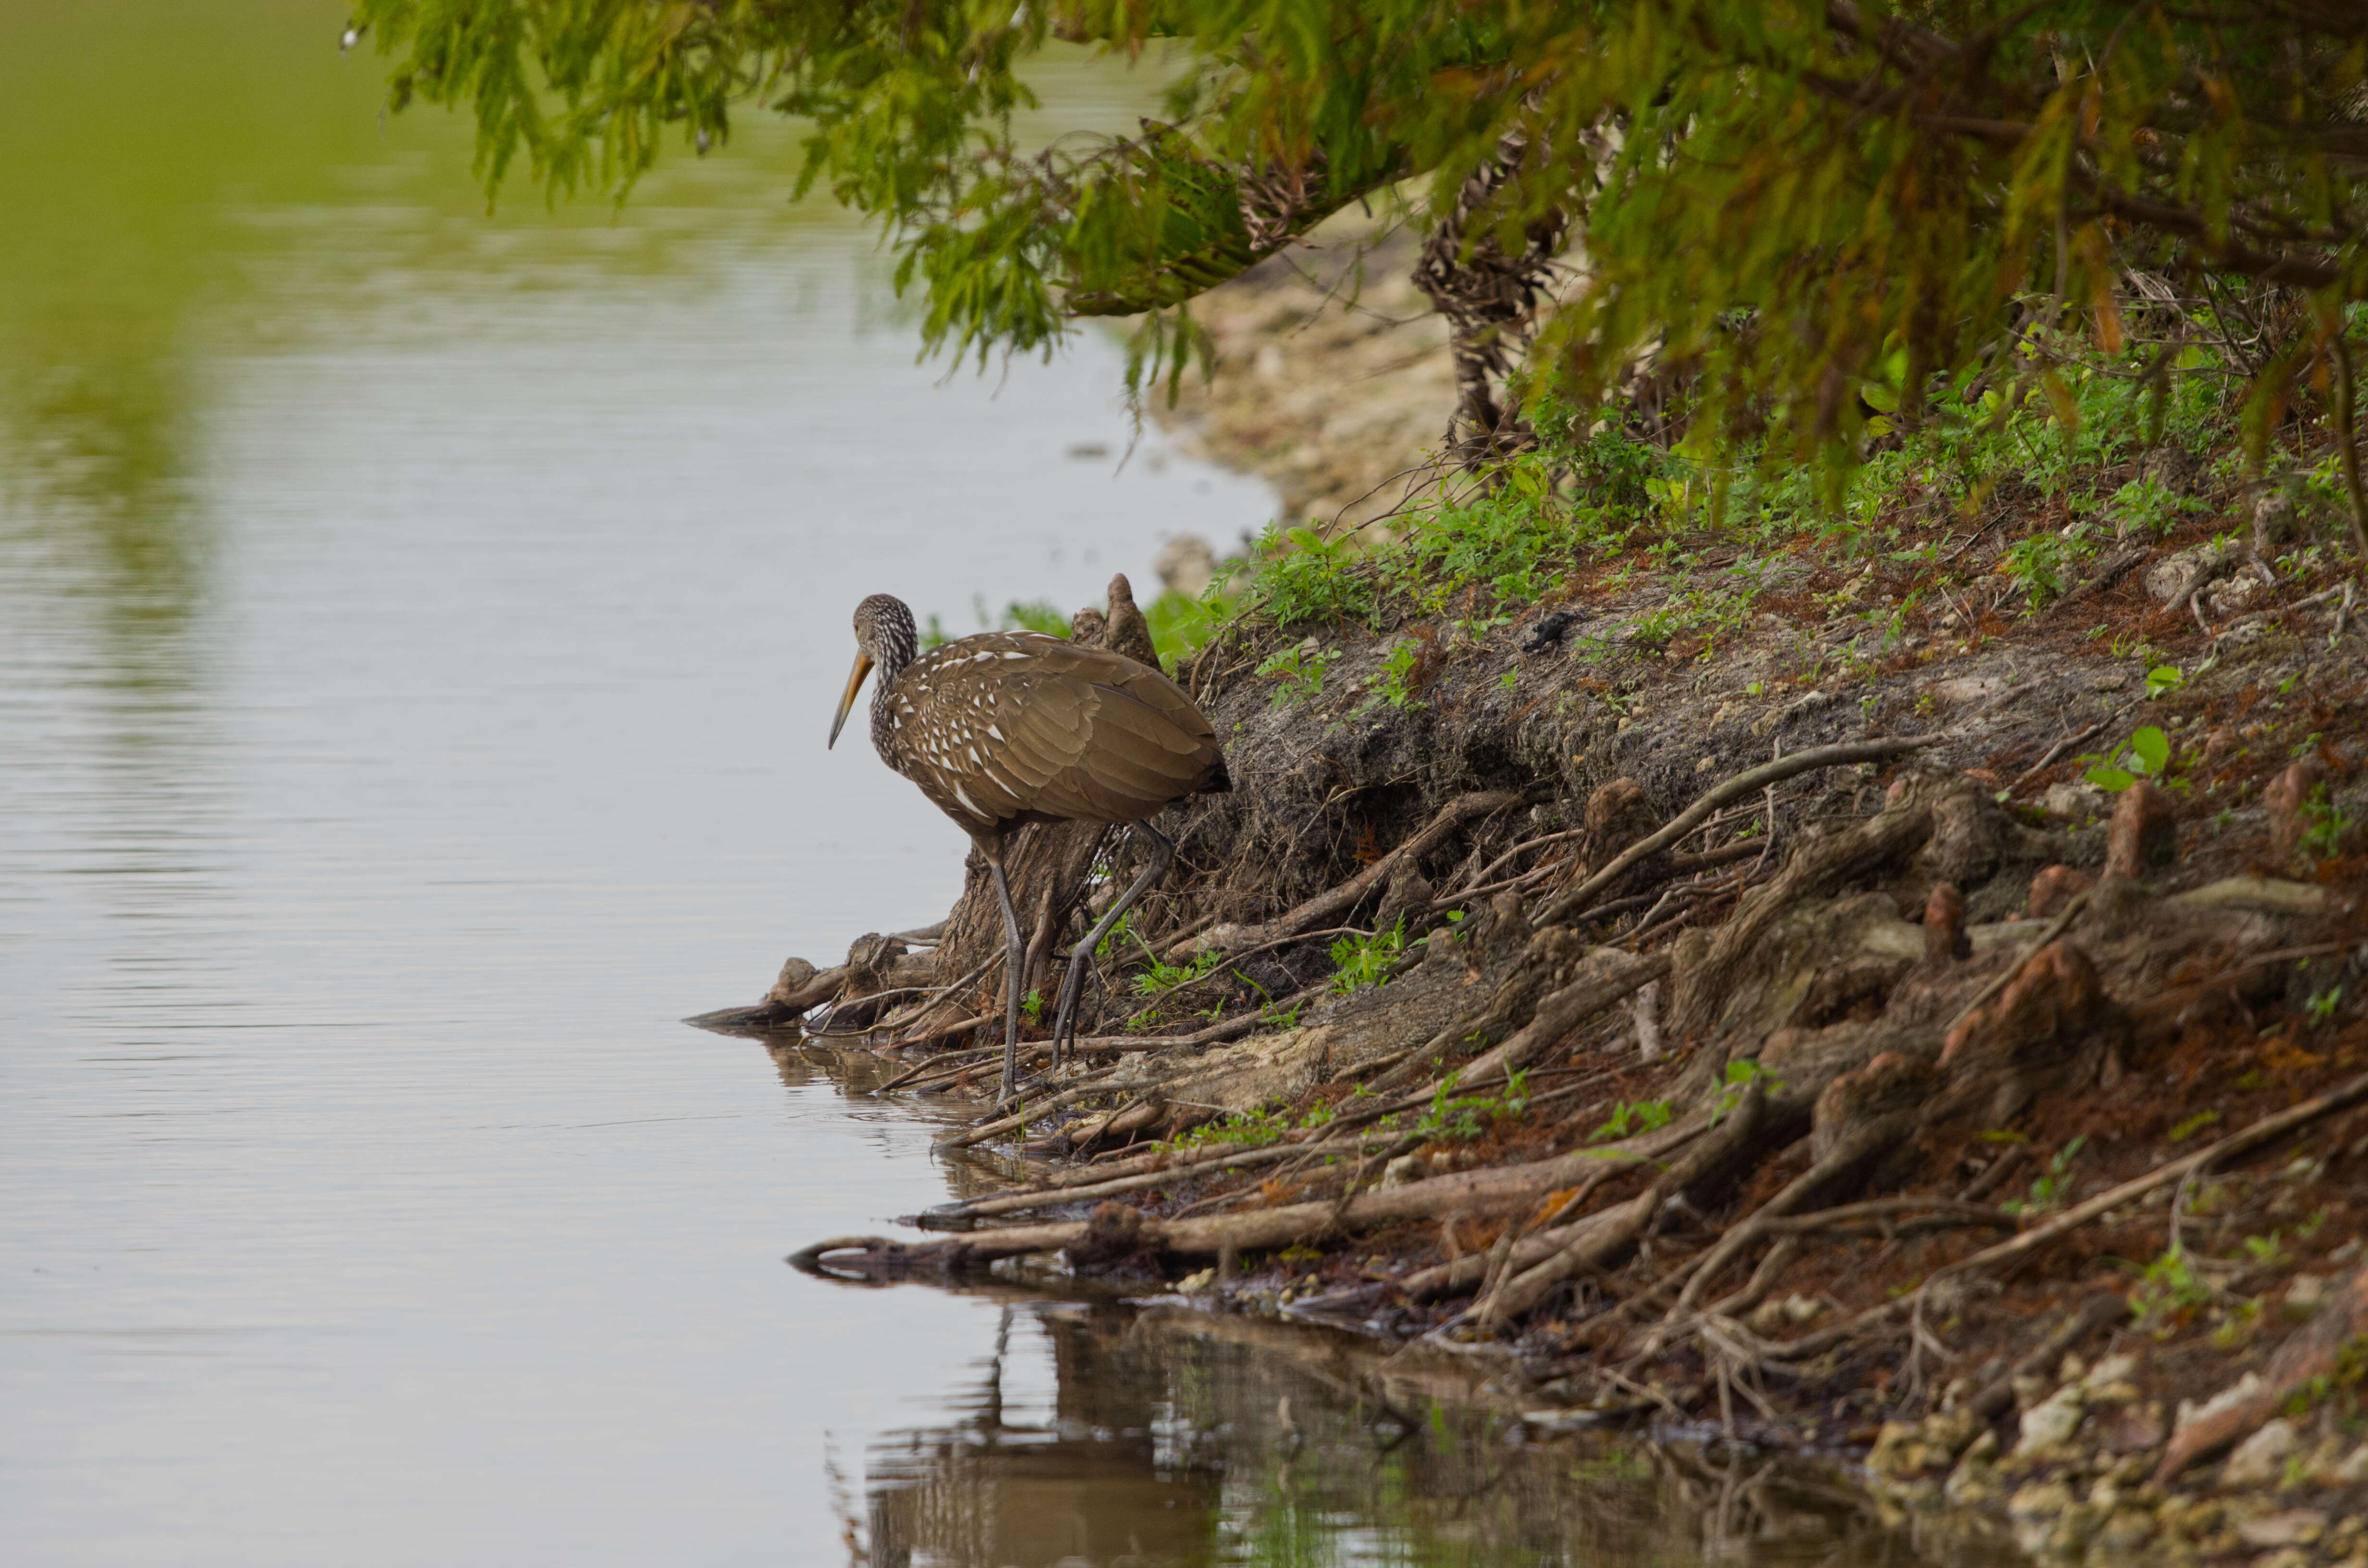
(1327, 922), (1405, 995)
(2004, 1135), (2087, 1216)
(1351, 638), (1428, 716)
(1245, 524), (1374, 629)
(977, 594), (1068, 637)
(1998, 530), (2078, 610)
(1417, 1068), (1530, 1142)
(2299, 784), (2355, 861)
(1589, 1099), (1673, 1143)
(2307, 987), (2344, 1027)
(2168, 1110), (2220, 1142)
(2084, 726), (2173, 792)
(1093, 909), (1136, 962)
(1129, 944), (1223, 999)
(1381, 465), (1587, 614)
(2145, 664), (2186, 700)
(1254, 643), (1338, 708)
(1708, 1058), (1781, 1127)
(1143, 587), (1226, 667)
(358, 1), (2368, 476)
(2109, 477), (2207, 540)
(1174, 1103), (1307, 1156)
(2130, 1244), (2214, 1333)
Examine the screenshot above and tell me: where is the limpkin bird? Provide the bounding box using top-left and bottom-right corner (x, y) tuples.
(828, 593), (1229, 1099)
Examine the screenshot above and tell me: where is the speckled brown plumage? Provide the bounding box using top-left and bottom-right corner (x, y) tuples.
(880, 630), (1227, 841)
(828, 590), (1228, 1098)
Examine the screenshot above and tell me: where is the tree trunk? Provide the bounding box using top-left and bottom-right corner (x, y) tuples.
(1412, 120), (1568, 468)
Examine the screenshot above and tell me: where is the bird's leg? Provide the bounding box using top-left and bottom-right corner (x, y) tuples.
(988, 856), (1029, 1104)
(1051, 821), (1175, 1067)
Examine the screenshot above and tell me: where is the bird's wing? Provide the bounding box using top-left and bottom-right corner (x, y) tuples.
(889, 635), (1219, 828)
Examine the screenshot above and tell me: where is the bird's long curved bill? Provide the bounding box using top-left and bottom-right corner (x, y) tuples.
(827, 653), (874, 749)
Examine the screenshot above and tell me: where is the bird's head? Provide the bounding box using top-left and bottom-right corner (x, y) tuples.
(830, 593), (916, 749)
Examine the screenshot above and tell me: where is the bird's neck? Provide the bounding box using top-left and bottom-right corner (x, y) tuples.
(867, 606), (919, 757)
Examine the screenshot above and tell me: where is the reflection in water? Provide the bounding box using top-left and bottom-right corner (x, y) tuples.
(849, 1287), (2019, 1568)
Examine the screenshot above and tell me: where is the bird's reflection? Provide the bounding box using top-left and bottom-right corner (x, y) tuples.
(841, 1296), (2025, 1568)
(862, 1302), (1215, 1567)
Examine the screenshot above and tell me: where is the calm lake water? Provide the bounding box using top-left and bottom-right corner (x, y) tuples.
(2, 8), (2013, 1566)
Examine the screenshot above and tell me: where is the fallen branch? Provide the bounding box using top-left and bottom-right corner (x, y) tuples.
(918, 1133), (1415, 1227)
(1472, 1081), (1776, 1324)
(798, 1109), (1736, 1276)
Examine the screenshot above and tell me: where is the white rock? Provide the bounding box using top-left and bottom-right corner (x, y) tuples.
(2336, 1444), (2368, 1484)
(2144, 542), (2232, 604)
(2237, 1509), (2328, 1548)
(2082, 1353), (2139, 1390)
(2220, 1417), (2299, 1489)
(2014, 1383), (2087, 1456)
(2281, 1273), (2328, 1322)
(2206, 574), (2267, 618)
(1379, 1153), (1425, 1189)
(2044, 781), (2107, 820)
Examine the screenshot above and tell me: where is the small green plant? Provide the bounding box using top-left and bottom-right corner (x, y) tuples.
(1144, 587), (1229, 667)
(2129, 1244), (2215, 1332)
(2109, 476), (2205, 539)
(1417, 1069), (1531, 1141)
(2307, 987), (2344, 1026)
(1094, 910), (1135, 962)
(1708, 1058), (1783, 1127)
(2210, 1296), (2263, 1352)
(2168, 1110), (2220, 1141)
(1021, 989), (1044, 1025)
(1352, 639), (1429, 715)
(2144, 663), (2185, 699)
(1998, 530), (2075, 609)
(973, 593), (1068, 637)
(1247, 524), (1376, 628)
(2084, 726), (2172, 792)
(2005, 1135), (2087, 1215)
(1328, 922), (1406, 995)
(1255, 644), (1339, 708)
(2298, 784), (2353, 860)
(1590, 1099), (1674, 1143)
(1129, 944), (1222, 999)
(1170, 1103), (1292, 1150)
(2243, 1231), (2285, 1268)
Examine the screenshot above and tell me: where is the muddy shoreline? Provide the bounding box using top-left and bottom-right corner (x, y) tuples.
(720, 237), (2368, 1563)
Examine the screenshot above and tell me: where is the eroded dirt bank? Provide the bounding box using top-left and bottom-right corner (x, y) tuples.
(718, 257), (2368, 1564)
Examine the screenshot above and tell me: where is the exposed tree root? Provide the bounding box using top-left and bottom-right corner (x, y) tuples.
(754, 558), (2368, 1536)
